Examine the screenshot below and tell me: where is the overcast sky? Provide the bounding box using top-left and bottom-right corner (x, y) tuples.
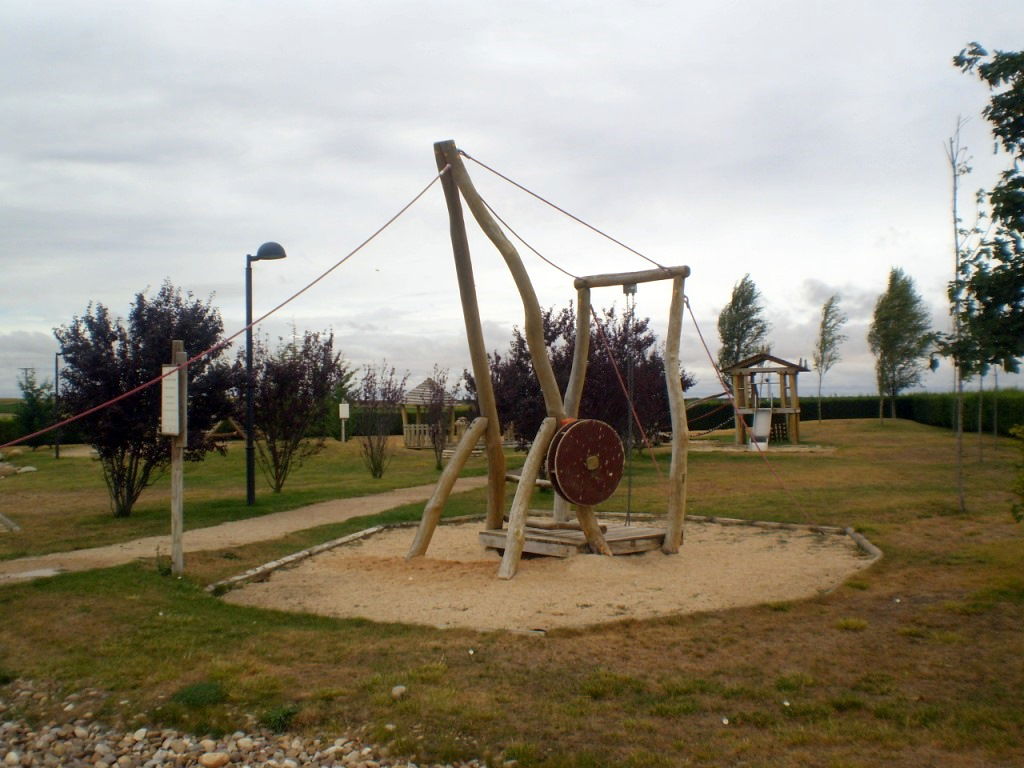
(2, 0), (1022, 402)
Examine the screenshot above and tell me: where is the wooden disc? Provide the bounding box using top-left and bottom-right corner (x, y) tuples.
(545, 419), (624, 506)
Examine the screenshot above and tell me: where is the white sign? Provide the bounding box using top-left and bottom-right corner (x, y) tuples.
(161, 365), (180, 436)
(338, 402), (350, 420)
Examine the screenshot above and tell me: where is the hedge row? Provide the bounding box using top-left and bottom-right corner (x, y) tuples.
(795, 391), (1024, 436)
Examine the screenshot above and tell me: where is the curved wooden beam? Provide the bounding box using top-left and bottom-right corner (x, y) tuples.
(499, 417), (559, 579)
(438, 144), (566, 421)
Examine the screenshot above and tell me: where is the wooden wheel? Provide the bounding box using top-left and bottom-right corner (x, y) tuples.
(545, 419), (624, 506)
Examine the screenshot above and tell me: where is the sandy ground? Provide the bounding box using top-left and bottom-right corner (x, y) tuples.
(223, 521), (876, 632)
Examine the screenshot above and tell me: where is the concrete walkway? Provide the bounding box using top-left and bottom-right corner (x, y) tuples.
(0, 477), (489, 584)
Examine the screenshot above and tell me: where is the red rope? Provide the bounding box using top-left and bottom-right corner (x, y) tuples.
(588, 306), (664, 478)
(1, 168), (450, 451)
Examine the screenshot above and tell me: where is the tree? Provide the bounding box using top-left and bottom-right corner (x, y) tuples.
(424, 367), (458, 471)
(54, 281), (233, 517)
(811, 295), (847, 422)
(357, 362), (407, 478)
(717, 274), (771, 372)
(464, 304), (695, 447)
(245, 330), (349, 492)
(14, 369), (55, 450)
(953, 43), (1024, 374)
(867, 268), (934, 420)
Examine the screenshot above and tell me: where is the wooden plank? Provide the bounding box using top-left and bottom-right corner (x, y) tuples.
(574, 265), (690, 289)
(169, 340), (187, 577)
(481, 525), (666, 559)
(479, 531), (578, 558)
(608, 537), (665, 555)
(505, 472), (552, 489)
(521, 517), (607, 532)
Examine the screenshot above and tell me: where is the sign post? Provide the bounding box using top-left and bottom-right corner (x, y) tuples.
(162, 340), (187, 576)
(339, 402), (350, 443)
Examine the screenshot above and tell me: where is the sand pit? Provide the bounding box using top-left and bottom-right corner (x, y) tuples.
(222, 520), (877, 632)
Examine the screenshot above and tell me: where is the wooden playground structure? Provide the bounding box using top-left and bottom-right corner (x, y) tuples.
(724, 353), (808, 445)
(406, 140), (691, 579)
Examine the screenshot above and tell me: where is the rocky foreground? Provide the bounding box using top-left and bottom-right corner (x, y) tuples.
(0, 681), (500, 768)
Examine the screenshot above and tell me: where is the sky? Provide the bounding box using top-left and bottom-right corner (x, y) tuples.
(2, 0), (1023, 402)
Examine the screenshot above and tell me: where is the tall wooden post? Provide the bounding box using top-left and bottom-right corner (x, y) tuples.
(661, 276), (689, 553)
(169, 341), (187, 575)
(554, 286), (592, 523)
(434, 141), (506, 528)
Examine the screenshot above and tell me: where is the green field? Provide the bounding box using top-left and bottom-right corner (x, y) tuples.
(0, 420), (1021, 767)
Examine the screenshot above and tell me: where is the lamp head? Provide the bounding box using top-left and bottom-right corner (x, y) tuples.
(251, 241), (287, 262)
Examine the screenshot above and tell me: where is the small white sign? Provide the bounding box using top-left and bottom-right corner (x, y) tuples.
(161, 365), (180, 436)
(338, 402), (350, 420)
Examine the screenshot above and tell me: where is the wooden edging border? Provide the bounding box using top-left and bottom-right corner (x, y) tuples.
(685, 514), (883, 561)
(205, 514), (485, 595)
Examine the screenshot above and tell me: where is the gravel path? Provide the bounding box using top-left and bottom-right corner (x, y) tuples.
(0, 680), (491, 768)
(0, 478), (488, 584)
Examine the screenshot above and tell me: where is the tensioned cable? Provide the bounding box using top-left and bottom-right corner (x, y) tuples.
(1, 167), (451, 451)
(481, 193), (711, 454)
(588, 305), (665, 479)
(479, 197), (578, 280)
(460, 150), (666, 270)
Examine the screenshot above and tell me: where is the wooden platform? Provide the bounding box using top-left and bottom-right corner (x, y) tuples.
(480, 524), (665, 559)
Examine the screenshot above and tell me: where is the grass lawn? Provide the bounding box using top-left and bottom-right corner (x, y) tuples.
(1, 419), (1022, 767)
(0, 437), (499, 560)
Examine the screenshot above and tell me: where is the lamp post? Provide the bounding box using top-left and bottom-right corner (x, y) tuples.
(245, 241), (287, 505)
(54, 351), (63, 459)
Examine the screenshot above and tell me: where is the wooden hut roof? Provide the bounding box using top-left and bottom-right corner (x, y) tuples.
(722, 353), (809, 374)
(404, 379), (456, 407)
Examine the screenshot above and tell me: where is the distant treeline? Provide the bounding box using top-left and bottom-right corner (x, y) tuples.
(688, 391), (1024, 437)
(5, 392), (1021, 449)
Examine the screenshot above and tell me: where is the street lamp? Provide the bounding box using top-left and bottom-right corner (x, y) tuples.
(54, 351), (63, 460)
(246, 241), (287, 505)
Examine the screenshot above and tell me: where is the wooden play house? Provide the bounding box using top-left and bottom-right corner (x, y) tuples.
(723, 353), (808, 444)
(401, 378), (457, 449)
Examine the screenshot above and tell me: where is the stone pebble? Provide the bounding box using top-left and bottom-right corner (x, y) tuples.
(0, 679), (497, 768)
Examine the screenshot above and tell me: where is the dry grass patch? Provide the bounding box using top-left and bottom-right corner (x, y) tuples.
(0, 419), (1022, 767)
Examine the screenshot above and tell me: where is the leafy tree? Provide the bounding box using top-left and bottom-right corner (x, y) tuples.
(717, 274), (771, 372)
(465, 304), (695, 446)
(245, 330), (349, 492)
(14, 369), (55, 450)
(867, 268), (934, 420)
(811, 295), (848, 422)
(424, 366), (459, 471)
(54, 281), (233, 517)
(953, 43), (1024, 374)
(357, 362), (408, 478)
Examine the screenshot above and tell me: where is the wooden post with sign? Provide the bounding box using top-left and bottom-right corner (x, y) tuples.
(162, 340), (187, 576)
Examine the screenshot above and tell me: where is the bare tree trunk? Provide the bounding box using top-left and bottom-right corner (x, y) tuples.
(993, 368), (999, 439)
(817, 371), (823, 423)
(955, 368), (965, 513)
(977, 374), (984, 462)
